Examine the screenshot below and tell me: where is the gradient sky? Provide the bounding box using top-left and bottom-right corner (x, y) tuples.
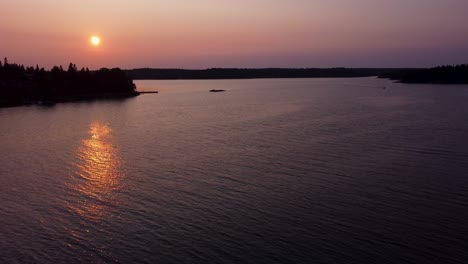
(2, 0), (468, 69)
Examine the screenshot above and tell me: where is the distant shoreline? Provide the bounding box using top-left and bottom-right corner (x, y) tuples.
(125, 68), (400, 80)
(378, 65), (468, 84)
(126, 66), (468, 84)
(3, 62), (467, 108)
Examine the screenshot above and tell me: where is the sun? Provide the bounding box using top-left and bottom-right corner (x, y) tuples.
(90, 35), (101, 46)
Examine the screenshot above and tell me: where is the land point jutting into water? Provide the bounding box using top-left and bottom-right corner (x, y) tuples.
(0, 58), (137, 107)
(377, 64), (468, 84)
(1, 58), (468, 107)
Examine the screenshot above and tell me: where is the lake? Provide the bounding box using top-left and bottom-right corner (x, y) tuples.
(1, 78), (467, 263)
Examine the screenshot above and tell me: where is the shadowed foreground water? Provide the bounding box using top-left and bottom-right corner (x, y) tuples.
(0, 78), (467, 263)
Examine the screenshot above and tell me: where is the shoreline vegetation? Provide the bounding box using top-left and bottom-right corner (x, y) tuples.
(378, 65), (468, 84)
(125, 66), (467, 83)
(0, 58), (138, 107)
(1, 58), (467, 108)
(125, 68), (394, 80)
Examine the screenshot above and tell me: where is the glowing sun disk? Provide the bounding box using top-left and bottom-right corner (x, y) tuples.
(90, 36), (101, 46)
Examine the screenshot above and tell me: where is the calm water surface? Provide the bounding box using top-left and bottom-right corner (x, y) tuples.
(1, 78), (467, 263)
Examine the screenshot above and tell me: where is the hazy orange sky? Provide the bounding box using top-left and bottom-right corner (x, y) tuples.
(2, 0), (468, 69)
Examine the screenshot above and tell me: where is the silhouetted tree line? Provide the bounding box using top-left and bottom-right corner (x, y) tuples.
(125, 68), (397, 80)
(0, 58), (136, 107)
(379, 64), (468, 84)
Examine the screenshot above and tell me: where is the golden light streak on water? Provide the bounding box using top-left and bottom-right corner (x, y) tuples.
(68, 122), (124, 222)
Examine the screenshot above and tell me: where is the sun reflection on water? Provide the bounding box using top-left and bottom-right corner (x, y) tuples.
(68, 122), (124, 221)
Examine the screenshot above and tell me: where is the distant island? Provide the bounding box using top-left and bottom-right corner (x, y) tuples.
(0, 58), (137, 107)
(378, 64), (468, 84)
